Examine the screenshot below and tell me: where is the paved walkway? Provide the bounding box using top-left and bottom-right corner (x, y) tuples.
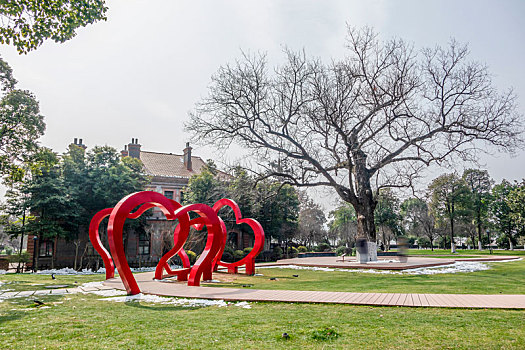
(103, 270), (525, 309)
(257, 255), (520, 270)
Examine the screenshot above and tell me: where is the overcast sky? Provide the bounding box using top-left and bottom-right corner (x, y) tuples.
(1, 0), (524, 206)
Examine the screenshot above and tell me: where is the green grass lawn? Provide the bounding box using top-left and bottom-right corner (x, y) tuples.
(2, 257), (525, 349)
(205, 258), (525, 295)
(1, 291), (524, 349)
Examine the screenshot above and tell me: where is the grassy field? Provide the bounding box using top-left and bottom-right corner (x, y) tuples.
(1, 289), (525, 349)
(205, 258), (525, 294)
(2, 255), (525, 349)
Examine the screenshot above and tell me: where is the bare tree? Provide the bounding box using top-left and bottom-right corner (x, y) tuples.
(187, 26), (522, 243)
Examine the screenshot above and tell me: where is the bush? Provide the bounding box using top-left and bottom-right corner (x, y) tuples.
(272, 246), (283, 260)
(234, 250), (245, 260)
(221, 246), (235, 262)
(8, 251), (30, 263)
(288, 246), (299, 257)
(315, 243), (331, 252)
(297, 246), (308, 253)
(186, 250), (197, 264)
(243, 247), (253, 255)
(335, 246), (348, 256)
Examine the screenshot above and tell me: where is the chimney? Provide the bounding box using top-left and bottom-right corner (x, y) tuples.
(121, 144), (129, 157)
(183, 142), (192, 171)
(127, 138), (141, 159)
(71, 137), (86, 150)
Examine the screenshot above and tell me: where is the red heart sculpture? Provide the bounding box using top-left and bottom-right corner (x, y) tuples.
(212, 198), (265, 275)
(107, 191), (223, 294)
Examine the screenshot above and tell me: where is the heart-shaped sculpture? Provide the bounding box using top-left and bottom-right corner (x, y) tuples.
(212, 198), (264, 275)
(107, 191), (223, 294)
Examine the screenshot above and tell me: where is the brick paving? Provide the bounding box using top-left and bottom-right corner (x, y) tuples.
(102, 270), (525, 309)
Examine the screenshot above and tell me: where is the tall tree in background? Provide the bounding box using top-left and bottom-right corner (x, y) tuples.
(429, 173), (470, 252)
(374, 189), (402, 251)
(0, 0), (108, 54)
(401, 197), (437, 250)
(462, 169), (492, 250)
(0, 56), (45, 180)
(297, 192), (327, 248)
(188, 26), (522, 246)
(490, 180), (519, 250)
(507, 180), (525, 241)
(328, 203), (357, 247)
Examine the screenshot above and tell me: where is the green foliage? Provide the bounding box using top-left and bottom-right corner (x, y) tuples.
(186, 250), (197, 265)
(0, 0), (108, 54)
(7, 251), (29, 263)
(490, 180), (519, 243)
(0, 56), (45, 181)
(287, 246), (298, 257)
(243, 247), (253, 255)
(272, 246), (283, 260)
(221, 246), (234, 262)
(233, 250), (244, 260)
(335, 246), (350, 256)
(315, 243), (331, 252)
(329, 203), (356, 246)
(297, 245), (307, 253)
(184, 167), (299, 243)
(2, 145), (148, 244)
(311, 326), (340, 341)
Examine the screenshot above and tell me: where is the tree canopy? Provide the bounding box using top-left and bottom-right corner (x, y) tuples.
(187, 26), (522, 241)
(0, 56), (45, 180)
(0, 0), (108, 54)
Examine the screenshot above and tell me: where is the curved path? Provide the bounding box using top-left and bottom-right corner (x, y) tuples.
(103, 259), (525, 309)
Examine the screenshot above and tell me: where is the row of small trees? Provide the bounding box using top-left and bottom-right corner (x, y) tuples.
(1, 144), (148, 270)
(327, 169), (525, 251)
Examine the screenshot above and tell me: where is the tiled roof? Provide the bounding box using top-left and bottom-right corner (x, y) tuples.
(140, 151), (206, 178)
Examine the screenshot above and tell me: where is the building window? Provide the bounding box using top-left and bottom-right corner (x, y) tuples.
(138, 232), (150, 255)
(39, 240), (53, 257)
(164, 190), (174, 199)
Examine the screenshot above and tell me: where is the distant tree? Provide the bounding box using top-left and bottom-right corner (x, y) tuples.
(0, 56), (45, 180)
(328, 203), (357, 247)
(374, 189), (402, 251)
(183, 164), (226, 207)
(490, 180), (519, 250)
(429, 173), (470, 252)
(188, 26), (523, 244)
(0, 0), (108, 54)
(401, 197), (437, 250)
(297, 192), (326, 248)
(507, 180), (525, 242)
(462, 169), (492, 250)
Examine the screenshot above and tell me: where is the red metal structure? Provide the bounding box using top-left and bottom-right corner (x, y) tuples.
(89, 191), (265, 295)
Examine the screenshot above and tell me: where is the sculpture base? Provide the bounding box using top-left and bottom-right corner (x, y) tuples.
(356, 242), (378, 263)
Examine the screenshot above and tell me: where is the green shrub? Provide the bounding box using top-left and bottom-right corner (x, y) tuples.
(8, 251), (30, 263)
(186, 250), (197, 264)
(272, 246), (283, 260)
(5, 247), (13, 255)
(243, 247), (253, 255)
(297, 245), (308, 253)
(288, 246), (299, 257)
(234, 250), (245, 260)
(335, 246), (348, 256)
(315, 243), (331, 252)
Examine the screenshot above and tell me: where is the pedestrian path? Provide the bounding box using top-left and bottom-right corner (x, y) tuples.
(102, 271), (525, 309)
